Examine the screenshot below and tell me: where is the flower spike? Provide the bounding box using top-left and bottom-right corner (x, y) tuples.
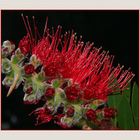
(2, 16), (135, 130)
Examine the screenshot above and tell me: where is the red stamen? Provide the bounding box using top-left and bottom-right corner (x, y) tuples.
(26, 16), (34, 42)
(43, 17), (48, 37)
(21, 14), (30, 36)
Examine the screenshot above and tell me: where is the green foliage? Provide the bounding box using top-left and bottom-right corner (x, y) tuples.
(117, 94), (135, 129)
(132, 83), (139, 129)
(108, 93), (122, 127)
(108, 82), (139, 130)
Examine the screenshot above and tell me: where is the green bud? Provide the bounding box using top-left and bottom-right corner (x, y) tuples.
(2, 76), (13, 87)
(13, 48), (24, 63)
(2, 58), (12, 74)
(37, 70), (46, 81)
(52, 79), (60, 88)
(89, 104), (97, 110)
(23, 81), (33, 93)
(30, 55), (41, 68)
(24, 93), (36, 103)
(72, 104), (82, 124)
(2, 40), (15, 58)
(61, 116), (73, 127)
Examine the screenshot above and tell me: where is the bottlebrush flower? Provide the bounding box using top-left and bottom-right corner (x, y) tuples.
(2, 15), (135, 130)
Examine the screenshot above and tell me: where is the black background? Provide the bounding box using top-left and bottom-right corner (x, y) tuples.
(1, 10), (139, 130)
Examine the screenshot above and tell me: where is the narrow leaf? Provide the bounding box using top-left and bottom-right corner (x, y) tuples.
(108, 93), (122, 127)
(117, 95), (135, 130)
(108, 93), (122, 108)
(122, 83), (131, 103)
(131, 82), (139, 129)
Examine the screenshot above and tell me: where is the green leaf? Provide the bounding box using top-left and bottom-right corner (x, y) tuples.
(108, 90), (135, 129)
(131, 82), (139, 129)
(108, 93), (122, 127)
(108, 93), (122, 108)
(122, 83), (131, 103)
(117, 94), (135, 129)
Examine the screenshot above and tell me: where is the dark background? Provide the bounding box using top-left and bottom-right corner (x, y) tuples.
(1, 10), (139, 130)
